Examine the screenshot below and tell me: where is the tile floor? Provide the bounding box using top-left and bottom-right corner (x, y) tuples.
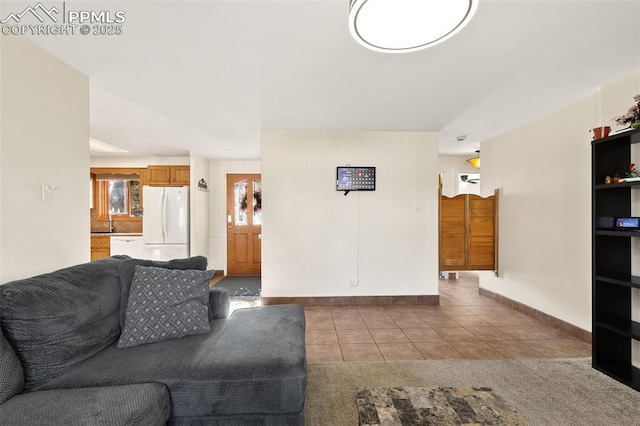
(304, 274), (591, 363)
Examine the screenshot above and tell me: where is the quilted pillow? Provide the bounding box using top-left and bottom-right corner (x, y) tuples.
(118, 266), (214, 348)
(118, 256), (208, 328)
(0, 256), (124, 389)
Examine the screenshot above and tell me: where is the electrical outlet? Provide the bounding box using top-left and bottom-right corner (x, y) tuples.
(349, 280), (359, 288)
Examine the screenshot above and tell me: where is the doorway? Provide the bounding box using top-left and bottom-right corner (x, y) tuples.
(457, 172), (480, 195)
(226, 174), (262, 275)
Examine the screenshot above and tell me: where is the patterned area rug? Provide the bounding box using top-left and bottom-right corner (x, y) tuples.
(356, 387), (528, 425)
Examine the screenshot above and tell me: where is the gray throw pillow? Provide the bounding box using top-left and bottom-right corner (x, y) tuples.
(118, 266), (214, 348)
(118, 256), (208, 328)
(0, 327), (24, 404)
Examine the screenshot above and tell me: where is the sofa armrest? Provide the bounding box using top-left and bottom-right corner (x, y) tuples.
(208, 287), (230, 320)
(0, 383), (170, 426)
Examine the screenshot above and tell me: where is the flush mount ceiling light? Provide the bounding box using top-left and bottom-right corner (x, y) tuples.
(349, 0), (478, 53)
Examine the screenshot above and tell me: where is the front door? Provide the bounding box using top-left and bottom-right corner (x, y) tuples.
(226, 174), (262, 275)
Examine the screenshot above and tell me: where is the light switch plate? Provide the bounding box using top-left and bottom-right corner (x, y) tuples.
(42, 184), (55, 202)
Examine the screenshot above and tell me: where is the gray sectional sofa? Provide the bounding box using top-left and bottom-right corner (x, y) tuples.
(0, 256), (306, 425)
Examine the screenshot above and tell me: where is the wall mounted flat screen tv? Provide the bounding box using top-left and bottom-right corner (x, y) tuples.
(336, 166), (376, 192)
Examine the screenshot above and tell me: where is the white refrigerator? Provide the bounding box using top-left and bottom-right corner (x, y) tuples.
(143, 186), (189, 261)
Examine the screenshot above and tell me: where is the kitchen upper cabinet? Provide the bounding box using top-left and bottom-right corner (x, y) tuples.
(140, 168), (149, 186)
(171, 166), (190, 186)
(147, 166), (171, 185)
(147, 165), (190, 186)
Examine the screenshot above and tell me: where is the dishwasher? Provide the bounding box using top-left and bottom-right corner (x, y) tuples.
(110, 236), (146, 259)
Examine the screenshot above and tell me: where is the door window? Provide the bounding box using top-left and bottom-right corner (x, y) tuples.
(234, 180), (248, 226)
(253, 180), (262, 225)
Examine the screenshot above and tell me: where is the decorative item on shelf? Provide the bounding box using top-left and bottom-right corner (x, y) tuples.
(466, 150), (480, 169)
(625, 163), (637, 178)
(607, 164), (639, 184)
(617, 164), (640, 183)
(197, 178), (209, 192)
(613, 93), (640, 129)
(591, 126), (611, 140)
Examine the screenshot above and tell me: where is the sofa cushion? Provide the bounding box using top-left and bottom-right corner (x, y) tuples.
(0, 256), (125, 390)
(0, 383), (170, 426)
(208, 287), (230, 320)
(0, 327), (23, 404)
(37, 305), (307, 420)
(118, 266), (214, 348)
(118, 256), (208, 328)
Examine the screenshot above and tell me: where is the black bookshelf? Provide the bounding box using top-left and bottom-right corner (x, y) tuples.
(592, 127), (640, 391)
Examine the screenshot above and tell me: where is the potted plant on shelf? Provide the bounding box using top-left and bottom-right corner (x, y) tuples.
(613, 93), (640, 129)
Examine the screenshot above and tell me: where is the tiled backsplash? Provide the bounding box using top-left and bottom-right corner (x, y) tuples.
(90, 210), (142, 233)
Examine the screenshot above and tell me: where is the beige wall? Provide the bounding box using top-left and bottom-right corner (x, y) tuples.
(261, 130), (439, 298)
(190, 154), (211, 260)
(0, 36), (89, 283)
(480, 70), (640, 332)
(601, 72), (640, 133)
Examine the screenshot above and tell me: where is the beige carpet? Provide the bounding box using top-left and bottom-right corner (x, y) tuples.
(305, 358), (640, 425)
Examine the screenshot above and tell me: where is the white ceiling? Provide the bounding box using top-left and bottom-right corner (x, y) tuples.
(6, 0), (640, 159)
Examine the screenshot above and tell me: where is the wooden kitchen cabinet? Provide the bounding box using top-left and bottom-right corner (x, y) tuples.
(147, 165), (190, 186)
(147, 166), (171, 185)
(140, 168), (149, 186)
(91, 235), (110, 261)
(170, 166), (190, 186)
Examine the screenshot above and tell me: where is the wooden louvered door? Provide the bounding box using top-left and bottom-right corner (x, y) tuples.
(468, 195), (496, 270)
(439, 195), (467, 270)
(439, 191), (498, 272)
